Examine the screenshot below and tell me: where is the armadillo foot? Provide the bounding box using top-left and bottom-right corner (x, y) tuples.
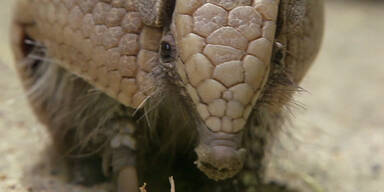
(68, 156), (106, 186)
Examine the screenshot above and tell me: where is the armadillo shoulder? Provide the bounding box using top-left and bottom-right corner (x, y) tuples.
(12, 0), (163, 109)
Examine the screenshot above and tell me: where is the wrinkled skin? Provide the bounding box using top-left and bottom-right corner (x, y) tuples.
(11, 0), (323, 191)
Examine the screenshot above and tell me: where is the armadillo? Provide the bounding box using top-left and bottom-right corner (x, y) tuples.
(11, 0), (324, 191)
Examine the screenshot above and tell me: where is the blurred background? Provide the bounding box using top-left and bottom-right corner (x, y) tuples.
(0, 1), (383, 192)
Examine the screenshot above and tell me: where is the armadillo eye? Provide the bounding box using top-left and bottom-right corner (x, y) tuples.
(160, 41), (174, 62)
(21, 34), (46, 74)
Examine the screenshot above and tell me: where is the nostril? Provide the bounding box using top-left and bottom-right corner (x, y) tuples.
(200, 162), (230, 173)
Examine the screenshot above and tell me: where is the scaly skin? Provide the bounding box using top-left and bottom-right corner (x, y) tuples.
(12, 0), (324, 191)
(13, 0), (163, 108)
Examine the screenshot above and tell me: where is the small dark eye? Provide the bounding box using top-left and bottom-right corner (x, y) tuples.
(160, 41), (174, 62)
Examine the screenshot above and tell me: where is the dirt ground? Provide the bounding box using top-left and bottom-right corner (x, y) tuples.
(0, 1), (383, 192)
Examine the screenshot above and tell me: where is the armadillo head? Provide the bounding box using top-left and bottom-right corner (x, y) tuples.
(139, 0), (279, 180)
(12, 0), (322, 183)
(15, 0), (278, 181)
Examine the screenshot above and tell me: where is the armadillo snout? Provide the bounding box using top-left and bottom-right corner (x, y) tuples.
(195, 125), (246, 180)
(195, 145), (247, 181)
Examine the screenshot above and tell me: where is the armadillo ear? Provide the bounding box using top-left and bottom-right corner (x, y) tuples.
(136, 0), (171, 27)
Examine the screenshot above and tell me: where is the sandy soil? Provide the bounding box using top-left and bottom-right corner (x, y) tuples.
(0, 1), (383, 192)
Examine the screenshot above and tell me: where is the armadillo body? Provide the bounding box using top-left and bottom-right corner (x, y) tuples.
(12, 0), (323, 191)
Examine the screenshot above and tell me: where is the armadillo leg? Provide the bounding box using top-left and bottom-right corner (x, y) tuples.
(117, 166), (139, 192)
(108, 120), (139, 192)
(111, 147), (138, 192)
